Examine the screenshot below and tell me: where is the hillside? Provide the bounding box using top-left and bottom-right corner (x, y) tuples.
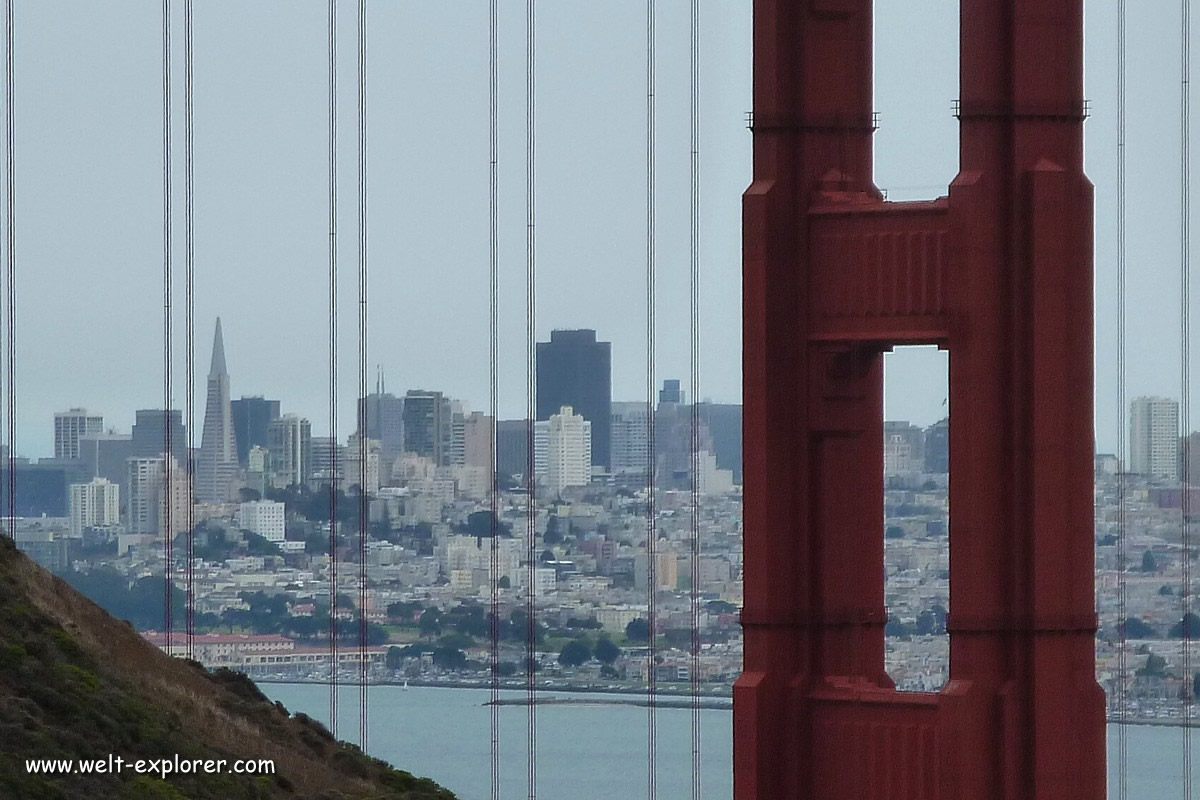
(0, 536), (455, 800)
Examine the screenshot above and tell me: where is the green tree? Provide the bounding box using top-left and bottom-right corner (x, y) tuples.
(432, 647), (467, 670)
(558, 639), (592, 667)
(594, 637), (621, 665)
(386, 646), (404, 671)
(705, 600), (737, 615)
(885, 525), (905, 540)
(498, 575), (511, 589)
(387, 600), (423, 621)
(1170, 613), (1200, 639)
(625, 618), (650, 643)
(1138, 652), (1167, 677)
(544, 516), (563, 545)
(1143, 550), (1159, 572)
(1123, 617), (1157, 639)
(465, 510), (511, 538)
(419, 609), (443, 638)
(437, 633), (475, 651)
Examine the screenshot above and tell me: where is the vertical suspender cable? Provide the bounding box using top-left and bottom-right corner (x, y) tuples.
(3, 0), (13, 540)
(1116, 0), (1129, 795)
(327, 0), (340, 739)
(524, 0), (537, 796)
(644, 0), (658, 797)
(687, 0), (701, 795)
(488, 0), (501, 796)
(183, 0), (196, 661)
(356, 0), (369, 752)
(161, 0), (174, 651)
(1183, 0), (1195, 791)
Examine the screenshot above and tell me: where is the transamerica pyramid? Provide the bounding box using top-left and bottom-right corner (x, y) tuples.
(196, 317), (238, 504)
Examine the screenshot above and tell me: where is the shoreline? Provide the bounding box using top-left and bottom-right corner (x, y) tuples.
(257, 676), (1200, 726)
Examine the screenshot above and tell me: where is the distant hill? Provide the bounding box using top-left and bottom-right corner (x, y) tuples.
(0, 536), (455, 800)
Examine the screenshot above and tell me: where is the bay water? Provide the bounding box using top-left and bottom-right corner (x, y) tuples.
(265, 683), (1194, 799)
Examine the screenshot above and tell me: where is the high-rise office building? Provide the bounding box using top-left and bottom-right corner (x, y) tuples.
(267, 414), (312, 488)
(231, 396), (280, 466)
(78, 432), (133, 497)
(68, 478), (120, 538)
(196, 319), (239, 504)
(0, 461), (74, 518)
(360, 381), (405, 458)
(698, 402), (743, 483)
(54, 408), (103, 460)
(462, 412), (496, 469)
(658, 379), (683, 406)
(496, 420), (530, 478)
(924, 417), (949, 474)
(611, 401), (650, 475)
(536, 329), (611, 469)
(309, 436), (339, 488)
(1130, 396), (1181, 479)
(535, 406), (592, 495)
(403, 390), (452, 466)
(883, 421), (926, 477)
(131, 409), (188, 468)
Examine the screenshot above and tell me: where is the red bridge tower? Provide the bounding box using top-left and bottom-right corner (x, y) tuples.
(737, 1), (1105, 798)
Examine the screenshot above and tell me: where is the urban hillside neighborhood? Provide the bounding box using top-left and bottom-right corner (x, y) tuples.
(6, 320), (1197, 720)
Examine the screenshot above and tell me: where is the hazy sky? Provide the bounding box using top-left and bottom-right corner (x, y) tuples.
(5, 1), (1174, 457)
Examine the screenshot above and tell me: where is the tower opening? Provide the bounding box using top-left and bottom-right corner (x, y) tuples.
(882, 345), (948, 691)
(872, 0), (958, 201)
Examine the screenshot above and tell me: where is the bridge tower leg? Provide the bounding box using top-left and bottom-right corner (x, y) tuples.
(736, 1), (1106, 798)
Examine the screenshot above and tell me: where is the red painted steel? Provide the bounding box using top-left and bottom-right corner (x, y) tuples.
(736, 1), (1105, 798)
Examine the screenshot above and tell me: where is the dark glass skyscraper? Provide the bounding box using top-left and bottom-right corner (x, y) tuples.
(130, 409), (188, 468)
(231, 396), (281, 465)
(403, 390), (452, 466)
(536, 329), (611, 469)
(360, 392), (405, 458)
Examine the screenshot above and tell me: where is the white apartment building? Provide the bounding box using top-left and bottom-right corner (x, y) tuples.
(1130, 396), (1180, 479)
(127, 456), (166, 535)
(534, 406), (592, 495)
(342, 433), (381, 494)
(54, 408), (103, 460)
(696, 450), (735, 496)
(267, 414), (312, 488)
(68, 477), (120, 537)
(158, 460), (191, 538)
(611, 401), (650, 475)
(237, 499), (286, 543)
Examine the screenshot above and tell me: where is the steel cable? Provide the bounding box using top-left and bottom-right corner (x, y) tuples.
(488, 0), (501, 795)
(687, 0), (701, 795)
(356, 0), (369, 752)
(1183, 0), (1194, 791)
(1116, 0), (1129, 795)
(327, 0), (340, 739)
(183, 0), (196, 661)
(644, 0), (658, 796)
(3, 0), (12, 540)
(161, 0), (174, 652)
(524, 0), (538, 795)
